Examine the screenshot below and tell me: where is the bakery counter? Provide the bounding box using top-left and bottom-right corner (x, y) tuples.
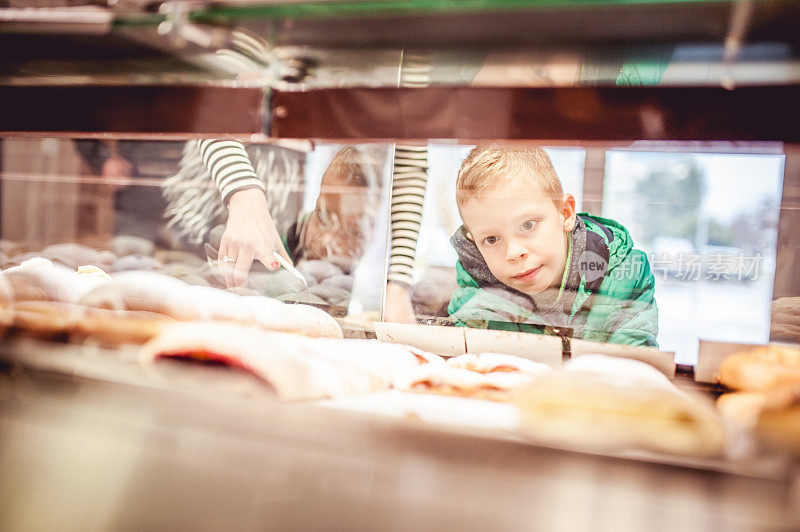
(0, 339), (798, 531)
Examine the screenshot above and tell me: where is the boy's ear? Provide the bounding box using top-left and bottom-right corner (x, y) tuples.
(560, 193), (577, 231)
(465, 231), (475, 242)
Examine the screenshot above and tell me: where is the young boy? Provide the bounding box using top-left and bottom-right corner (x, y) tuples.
(448, 145), (658, 347)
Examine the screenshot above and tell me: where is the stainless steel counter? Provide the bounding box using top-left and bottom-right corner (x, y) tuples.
(0, 340), (798, 531)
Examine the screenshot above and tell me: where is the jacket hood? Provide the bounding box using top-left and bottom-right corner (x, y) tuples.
(450, 225), (500, 288)
(581, 214), (634, 272)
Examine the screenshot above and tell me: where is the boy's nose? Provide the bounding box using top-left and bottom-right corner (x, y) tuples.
(505, 241), (528, 262)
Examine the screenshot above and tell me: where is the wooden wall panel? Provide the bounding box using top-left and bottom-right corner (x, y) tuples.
(271, 86), (800, 142)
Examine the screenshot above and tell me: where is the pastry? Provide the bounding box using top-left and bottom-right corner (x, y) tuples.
(564, 354), (675, 391)
(10, 300), (85, 337)
(85, 270), (202, 320)
(111, 235), (155, 257)
(2, 258), (111, 304)
(717, 345), (800, 391)
(514, 373), (725, 457)
(141, 322), (383, 401)
(716, 392), (767, 429)
(113, 254), (162, 273)
(74, 308), (173, 345)
(447, 352), (551, 377)
(394, 364), (533, 402)
(295, 259), (343, 285)
(41, 243), (115, 271)
(243, 296), (342, 338)
(755, 383), (800, 454)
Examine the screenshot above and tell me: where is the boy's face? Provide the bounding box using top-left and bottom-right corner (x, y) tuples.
(460, 177), (576, 297)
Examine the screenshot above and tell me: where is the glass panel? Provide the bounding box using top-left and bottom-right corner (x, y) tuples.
(0, 137), (392, 323)
(383, 141), (795, 364)
(0, 135), (796, 362)
(602, 149), (785, 364)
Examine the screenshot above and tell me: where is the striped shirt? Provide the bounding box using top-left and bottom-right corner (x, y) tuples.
(197, 139), (264, 205)
(388, 145), (428, 286)
(385, 51), (433, 286)
(197, 140), (428, 288)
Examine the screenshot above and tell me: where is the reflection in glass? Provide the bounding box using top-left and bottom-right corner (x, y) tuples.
(163, 141), (391, 314)
(603, 150), (784, 364)
(0, 138), (391, 320)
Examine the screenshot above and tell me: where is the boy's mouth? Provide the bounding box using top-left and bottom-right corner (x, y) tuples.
(512, 265), (542, 283)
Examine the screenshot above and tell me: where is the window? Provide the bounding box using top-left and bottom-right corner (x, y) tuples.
(602, 149), (784, 364)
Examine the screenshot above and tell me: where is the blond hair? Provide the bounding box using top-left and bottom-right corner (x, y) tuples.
(456, 145), (563, 208)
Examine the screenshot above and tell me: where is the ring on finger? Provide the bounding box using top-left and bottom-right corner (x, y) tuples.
(222, 255), (236, 263)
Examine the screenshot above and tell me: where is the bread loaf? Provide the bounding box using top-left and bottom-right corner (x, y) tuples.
(717, 345), (800, 391)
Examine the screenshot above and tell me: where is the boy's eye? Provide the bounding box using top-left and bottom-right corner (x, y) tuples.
(521, 219), (537, 231)
(482, 236), (498, 246)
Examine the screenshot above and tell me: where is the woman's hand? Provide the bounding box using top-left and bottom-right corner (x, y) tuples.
(382, 281), (417, 324)
(218, 188), (292, 288)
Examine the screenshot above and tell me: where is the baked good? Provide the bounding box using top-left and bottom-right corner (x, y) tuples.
(79, 271), (343, 339)
(755, 383), (800, 454)
(41, 243), (115, 271)
(2, 258), (111, 304)
(73, 308), (174, 345)
(308, 338), (443, 385)
(409, 348), (446, 365)
(716, 392), (767, 429)
(564, 354), (675, 391)
(76, 265), (112, 279)
(318, 391), (521, 433)
(716, 345), (800, 391)
(447, 352), (551, 377)
(111, 235), (155, 257)
(140, 322), (384, 401)
(772, 297), (800, 325)
(394, 364), (533, 402)
(295, 259), (343, 285)
(2, 270), (49, 302)
(0, 275), (14, 335)
(10, 300), (85, 337)
(113, 254), (163, 272)
(2, 261), (343, 341)
(243, 296), (342, 338)
(184, 285), (253, 322)
(153, 250), (206, 269)
(771, 322), (800, 343)
(78, 270), (200, 319)
(513, 373), (725, 457)
(0, 273), (13, 308)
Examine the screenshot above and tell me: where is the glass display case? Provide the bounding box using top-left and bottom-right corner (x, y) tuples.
(2, 1), (800, 529)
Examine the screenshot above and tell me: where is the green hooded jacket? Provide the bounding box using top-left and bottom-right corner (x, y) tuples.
(447, 214), (658, 347)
